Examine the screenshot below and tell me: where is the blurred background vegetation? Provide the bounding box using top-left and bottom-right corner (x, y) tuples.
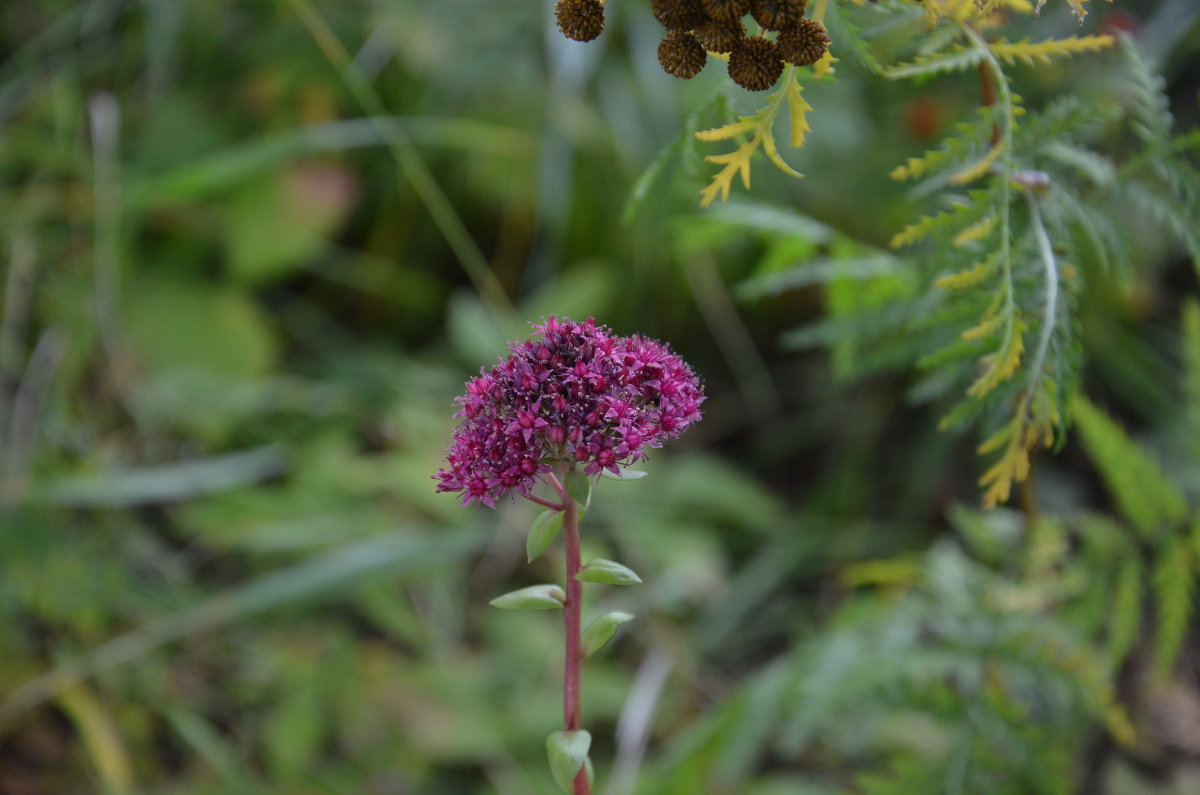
(1, 1), (1198, 793)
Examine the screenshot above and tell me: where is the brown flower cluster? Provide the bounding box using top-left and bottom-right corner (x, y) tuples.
(553, 0), (829, 92)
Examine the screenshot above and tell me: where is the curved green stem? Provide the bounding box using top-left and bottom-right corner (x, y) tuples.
(1022, 190), (1059, 412)
(964, 24), (1017, 354)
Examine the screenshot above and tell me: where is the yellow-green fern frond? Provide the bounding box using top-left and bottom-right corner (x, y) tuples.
(696, 67), (808, 207)
(934, 256), (997, 290)
(978, 414), (1031, 508)
(948, 140), (1005, 184)
(1153, 535), (1195, 674)
(890, 112), (1001, 182)
(1184, 300), (1200, 456)
(921, 0), (979, 23)
(953, 215), (998, 247)
(1070, 396), (1187, 538)
(783, 76), (813, 149)
(699, 146), (757, 207)
(812, 49), (837, 79)
(967, 314), (1026, 398)
(988, 35), (1114, 66)
(1036, 0), (1112, 23)
(889, 192), (997, 249)
(886, 44), (986, 79)
(977, 382), (1056, 508)
(978, 0), (1035, 13)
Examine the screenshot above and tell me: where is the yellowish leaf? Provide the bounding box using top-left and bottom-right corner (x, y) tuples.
(762, 128), (803, 178)
(699, 140), (759, 207)
(934, 258), (994, 290)
(979, 420), (1030, 508)
(977, 416), (1019, 456)
(948, 141), (1005, 185)
(841, 558), (923, 589)
(962, 309), (1003, 341)
(696, 66), (806, 206)
(695, 117), (760, 142)
(890, 157), (924, 182)
(705, 146), (755, 188)
(953, 215), (997, 247)
(967, 316), (1026, 398)
(57, 684), (134, 794)
(812, 49), (837, 79)
(988, 35), (1114, 66)
(784, 79), (813, 148)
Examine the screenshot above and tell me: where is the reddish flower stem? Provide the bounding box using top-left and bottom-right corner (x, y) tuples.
(558, 466), (591, 795)
(524, 492), (565, 512)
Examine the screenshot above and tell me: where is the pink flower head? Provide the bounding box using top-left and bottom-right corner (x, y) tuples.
(434, 316), (704, 507)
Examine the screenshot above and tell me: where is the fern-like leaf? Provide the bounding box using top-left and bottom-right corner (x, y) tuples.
(988, 35), (1113, 66)
(1070, 396), (1187, 539)
(891, 109), (1001, 182)
(885, 44), (986, 79)
(934, 254), (998, 290)
(1105, 555), (1142, 669)
(890, 188), (1000, 249)
(1184, 300), (1200, 456)
(1152, 535), (1194, 674)
(696, 67), (808, 207)
(967, 314), (1026, 399)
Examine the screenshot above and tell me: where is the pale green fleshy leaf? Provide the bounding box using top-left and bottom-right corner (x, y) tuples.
(581, 612), (635, 657)
(489, 584), (565, 610)
(546, 730), (591, 792)
(576, 559), (642, 586)
(527, 510), (564, 563)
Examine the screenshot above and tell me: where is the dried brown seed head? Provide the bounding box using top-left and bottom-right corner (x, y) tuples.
(555, 0), (605, 42)
(777, 18), (829, 66)
(652, 0), (709, 32)
(749, 0), (806, 32)
(658, 31), (708, 78)
(728, 36), (783, 91)
(693, 16), (746, 53)
(701, 0), (752, 20)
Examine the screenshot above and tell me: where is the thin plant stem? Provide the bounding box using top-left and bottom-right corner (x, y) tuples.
(524, 493), (565, 512)
(560, 464), (591, 795)
(546, 472), (567, 501)
(964, 26), (1017, 361)
(1023, 191), (1059, 411)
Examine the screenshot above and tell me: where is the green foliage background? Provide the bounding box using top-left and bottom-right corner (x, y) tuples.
(1, 1), (1198, 793)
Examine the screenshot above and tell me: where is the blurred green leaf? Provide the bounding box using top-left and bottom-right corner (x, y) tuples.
(0, 531), (479, 724)
(224, 165), (356, 285)
(123, 277), (278, 378)
(576, 559), (641, 586)
(581, 612), (633, 657)
(527, 509), (564, 563)
(38, 446), (287, 508)
(546, 730), (591, 793)
(565, 470), (592, 511)
(601, 468), (648, 481)
(489, 584), (566, 610)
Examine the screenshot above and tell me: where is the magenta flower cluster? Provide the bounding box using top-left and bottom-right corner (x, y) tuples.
(435, 316), (704, 507)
